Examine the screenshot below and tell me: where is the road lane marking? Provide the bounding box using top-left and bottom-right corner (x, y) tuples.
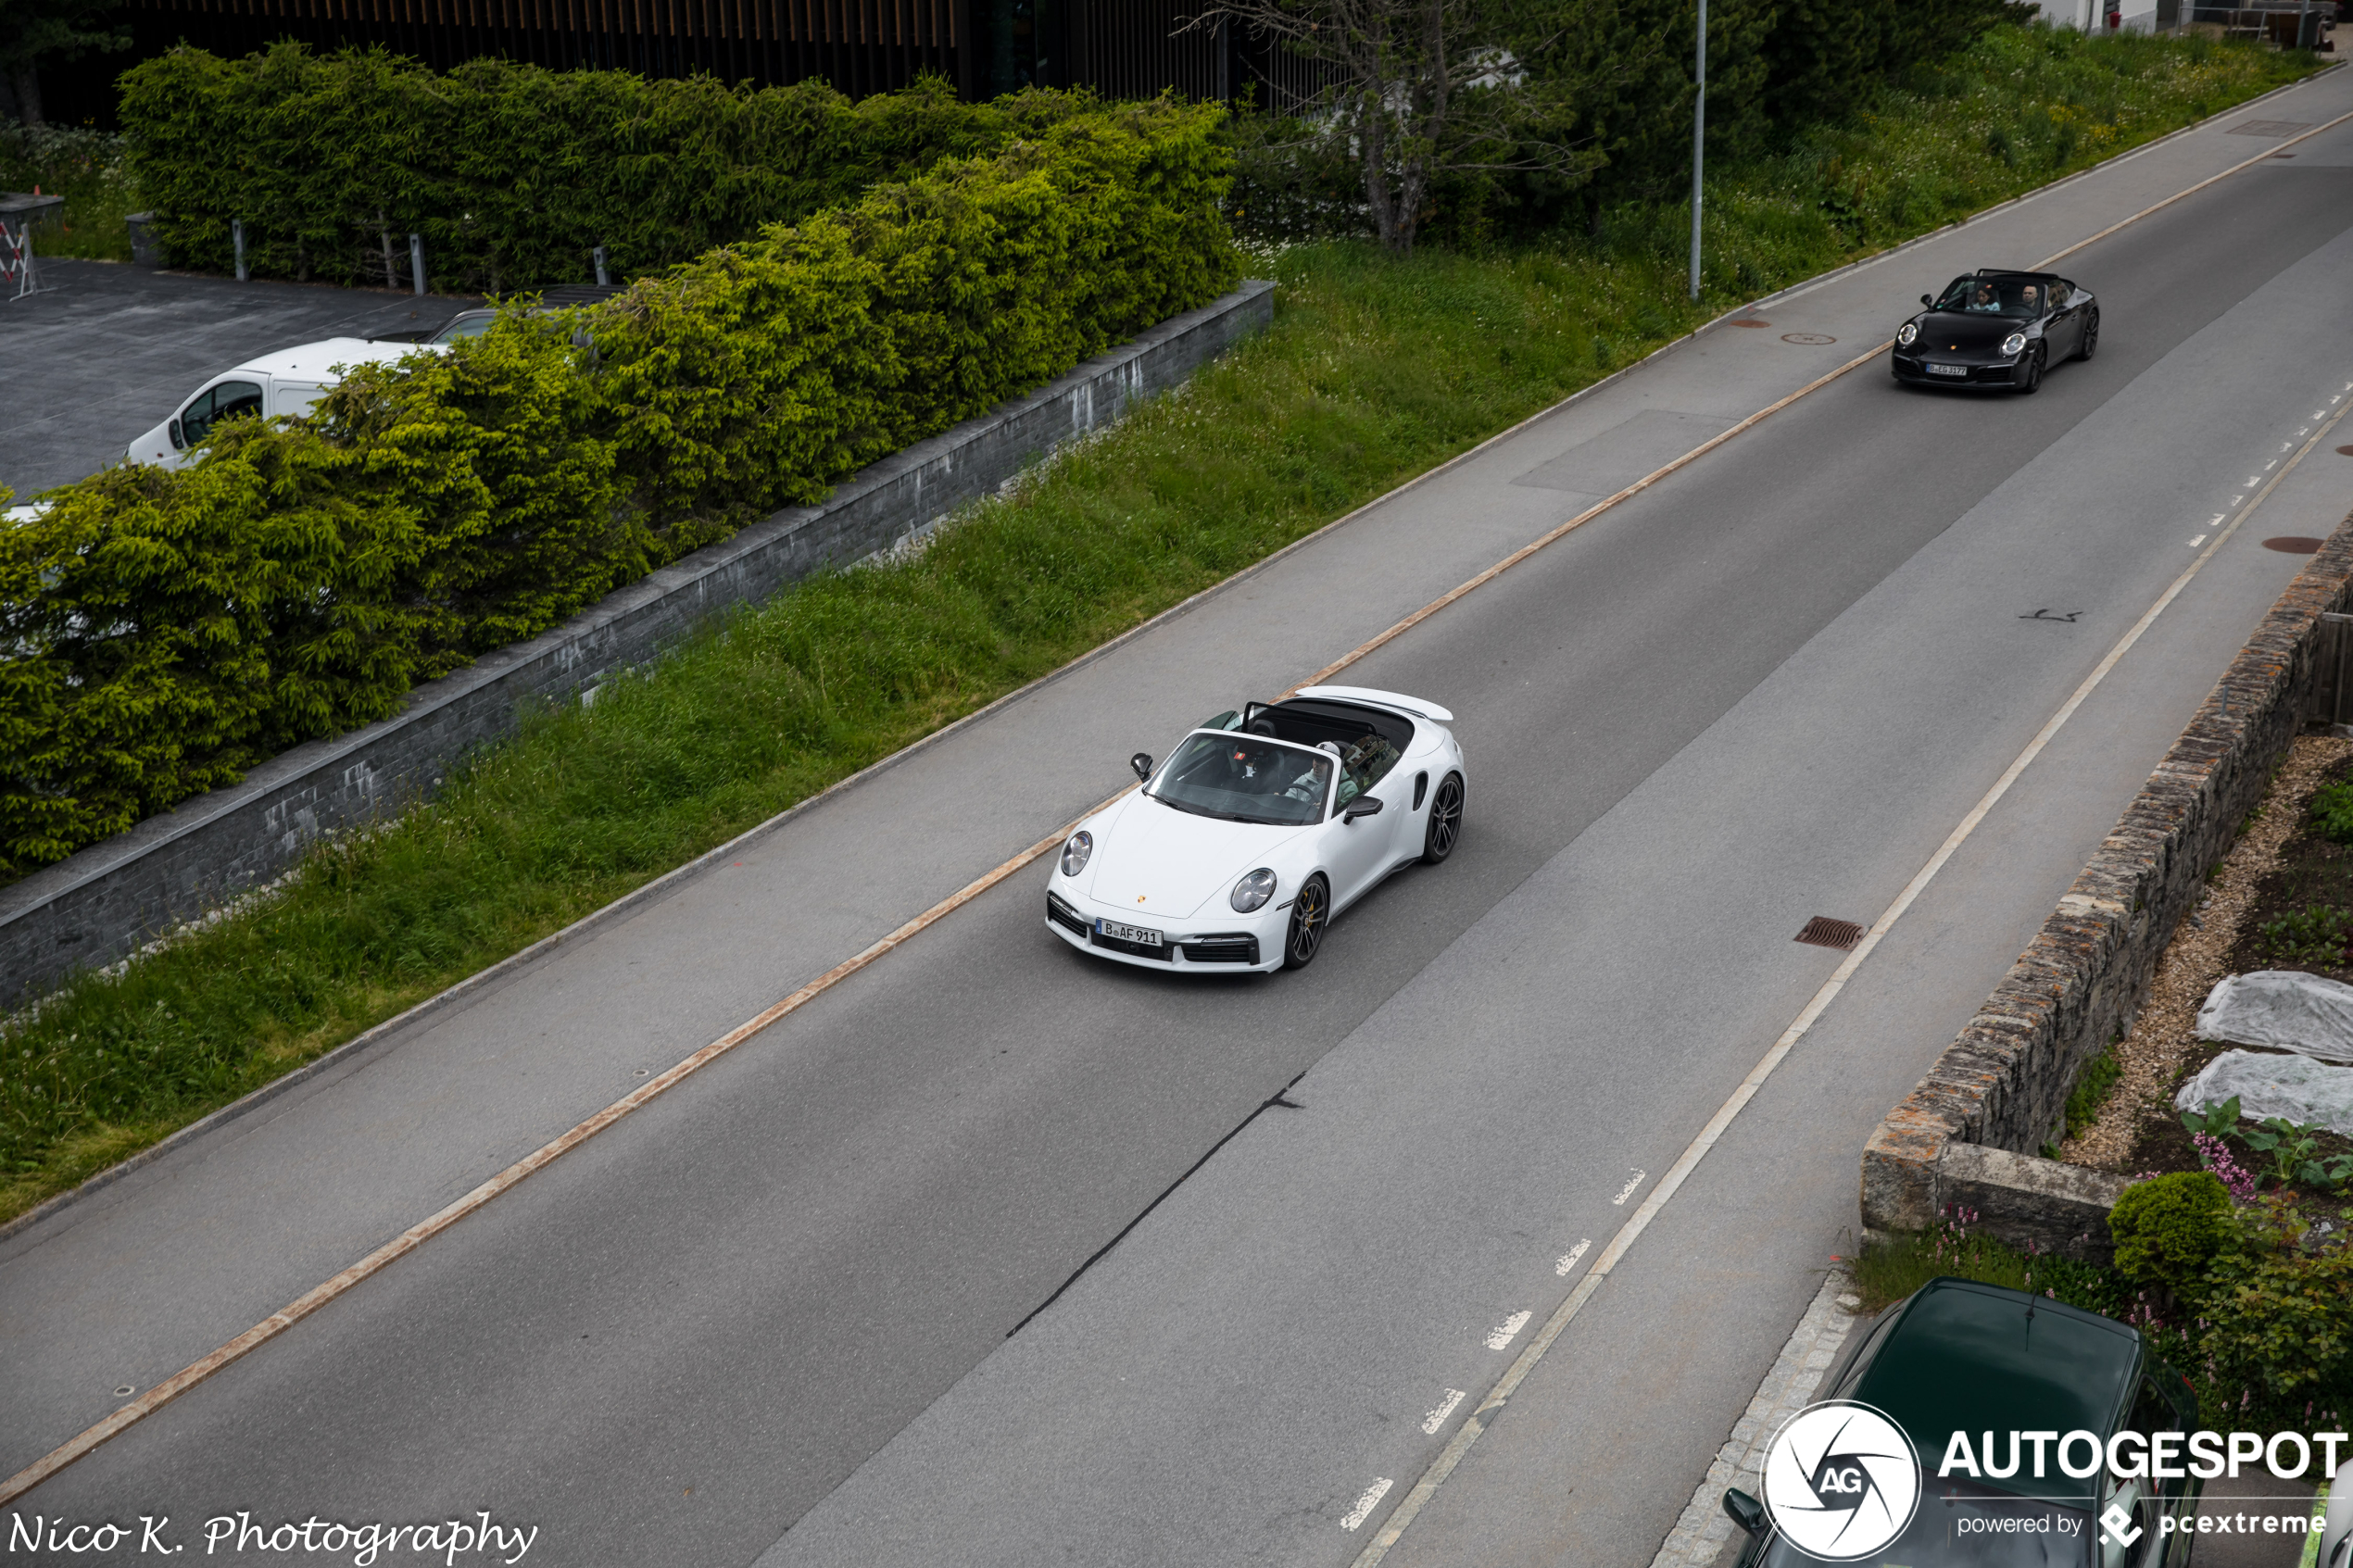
(1422, 1390), (1468, 1435)
(19, 99), (2353, 1512)
(2191, 535), (2209, 546)
(1554, 1238), (1592, 1276)
(1611, 1170), (1648, 1205)
(1341, 1480), (1394, 1530)
(1343, 385), (2353, 1566)
(1485, 1311), (1533, 1350)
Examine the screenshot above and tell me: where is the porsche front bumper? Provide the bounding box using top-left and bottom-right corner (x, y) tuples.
(1045, 888), (1286, 974)
(1890, 349), (2027, 388)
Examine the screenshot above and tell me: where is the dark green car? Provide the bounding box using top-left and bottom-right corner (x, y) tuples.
(1727, 1277), (2203, 1567)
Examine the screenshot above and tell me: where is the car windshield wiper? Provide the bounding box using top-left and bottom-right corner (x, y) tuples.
(1151, 794), (1293, 826)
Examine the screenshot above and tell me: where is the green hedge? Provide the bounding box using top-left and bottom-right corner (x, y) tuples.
(118, 46), (1102, 291)
(0, 98), (1238, 881)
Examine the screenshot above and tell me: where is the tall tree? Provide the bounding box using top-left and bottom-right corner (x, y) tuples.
(1186, 0), (1609, 254)
(0, 0), (128, 124)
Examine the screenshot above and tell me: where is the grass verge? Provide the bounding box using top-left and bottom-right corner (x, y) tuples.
(0, 31), (2323, 1225)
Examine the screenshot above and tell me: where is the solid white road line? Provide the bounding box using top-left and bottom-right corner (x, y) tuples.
(1343, 378), (2353, 1568)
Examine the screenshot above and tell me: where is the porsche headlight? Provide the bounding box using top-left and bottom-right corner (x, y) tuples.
(1896, 322), (1918, 347)
(1060, 831), (1093, 877)
(1230, 868), (1277, 913)
(2002, 332), (2028, 358)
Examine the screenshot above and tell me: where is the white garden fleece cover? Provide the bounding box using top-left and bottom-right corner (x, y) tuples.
(2194, 970), (2353, 1062)
(2174, 1049), (2353, 1137)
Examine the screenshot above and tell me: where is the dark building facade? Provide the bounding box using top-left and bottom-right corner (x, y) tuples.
(98, 0), (1318, 107)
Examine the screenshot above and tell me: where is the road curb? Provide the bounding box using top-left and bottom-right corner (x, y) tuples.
(1645, 1264), (1862, 1568)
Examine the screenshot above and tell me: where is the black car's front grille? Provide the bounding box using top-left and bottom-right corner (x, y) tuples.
(1047, 893), (1089, 936)
(1181, 934), (1261, 965)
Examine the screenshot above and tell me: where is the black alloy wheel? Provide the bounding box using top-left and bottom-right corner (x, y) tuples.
(2074, 309), (2099, 362)
(2017, 345), (2045, 395)
(1420, 773), (1465, 865)
(1283, 875), (1329, 971)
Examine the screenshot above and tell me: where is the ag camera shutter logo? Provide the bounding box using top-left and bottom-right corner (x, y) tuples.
(1760, 1400), (1922, 1562)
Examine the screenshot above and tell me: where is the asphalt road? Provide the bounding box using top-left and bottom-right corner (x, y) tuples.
(7, 77), (2353, 1568)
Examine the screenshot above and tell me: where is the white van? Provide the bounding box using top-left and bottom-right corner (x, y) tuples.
(126, 338), (438, 470)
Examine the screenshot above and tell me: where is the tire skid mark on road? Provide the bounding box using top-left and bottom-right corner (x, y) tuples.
(13, 105), (2353, 1513)
(1341, 385), (2353, 1567)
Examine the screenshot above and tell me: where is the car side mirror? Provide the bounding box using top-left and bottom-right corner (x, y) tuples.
(1130, 752), (1153, 783)
(1920, 294), (1933, 307)
(168, 418), (183, 450)
(1723, 1489), (1766, 1537)
(1343, 796), (1384, 821)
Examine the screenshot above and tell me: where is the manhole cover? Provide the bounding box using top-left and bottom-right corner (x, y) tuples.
(1729, 319), (1771, 328)
(1795, 916), (1866, 951)
(2264, 537), (2326, 554)
(1781, 332), (1836, 345)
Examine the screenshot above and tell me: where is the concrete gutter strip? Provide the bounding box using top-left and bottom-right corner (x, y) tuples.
(0, 281), (1275, 1009)
(1859, 513), (2353, 1255)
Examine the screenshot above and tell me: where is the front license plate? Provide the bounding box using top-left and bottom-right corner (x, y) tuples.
(1926, 363), (1969, 377)
(1097, 919), (1164, 947)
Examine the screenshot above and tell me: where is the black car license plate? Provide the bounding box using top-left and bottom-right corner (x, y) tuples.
(1926, 363), (1969, 378)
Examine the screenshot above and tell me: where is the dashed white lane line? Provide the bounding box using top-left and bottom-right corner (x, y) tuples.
(2190, 534), (2209, 547)
(1341, 1479), (1394, 1530)
(1485, 1311), (1533, 1351)
(1345, 380), (2353, 1568)
(1611, 1170), (1648, 1205)
(1421, 1390), (1468, 1436)
(1554, 1238), (1592, 1277)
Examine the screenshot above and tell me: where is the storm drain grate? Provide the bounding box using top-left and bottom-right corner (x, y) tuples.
(1794, 916), (1866, 951)
(2227, 119), (2310, 137)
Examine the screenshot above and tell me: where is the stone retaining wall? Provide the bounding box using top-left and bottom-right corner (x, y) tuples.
(0, 281), (1276, 1007)
(1859, 514), (2353, 1258)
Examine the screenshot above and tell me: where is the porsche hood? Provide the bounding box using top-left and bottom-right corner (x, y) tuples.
(1083, 796), (1312, 919)
(1912, 312), (2024, 357)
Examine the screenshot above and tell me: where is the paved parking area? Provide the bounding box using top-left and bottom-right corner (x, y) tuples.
(0, 258), (475, 500)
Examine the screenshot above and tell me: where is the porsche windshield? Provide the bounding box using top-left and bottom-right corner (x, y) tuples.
(1934, 277), (2048, 319)
(1151, 734), (1333, 826)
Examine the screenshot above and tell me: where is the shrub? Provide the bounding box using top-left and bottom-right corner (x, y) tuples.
(117, 46), (1104, 292)
(2109, 1172), (2237, 1290)
(0, 99), (1239, 883)
(2193, 1235), (2353, 1413)
(2309, 779), (2353, 844)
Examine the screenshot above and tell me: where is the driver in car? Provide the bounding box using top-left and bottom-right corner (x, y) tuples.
(2019, 282), (2041, 314)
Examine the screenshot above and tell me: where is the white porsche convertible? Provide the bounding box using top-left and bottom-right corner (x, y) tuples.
(1045, 686), (1466, 973)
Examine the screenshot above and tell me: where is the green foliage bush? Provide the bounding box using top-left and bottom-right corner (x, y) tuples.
(2195, 1225), (2353, 1411)
(116, 46), (1103, 291)
(2309, 779), (2353, 844)
(2109, 1172), (2237, 1290)
(0, 98), (1238, 881)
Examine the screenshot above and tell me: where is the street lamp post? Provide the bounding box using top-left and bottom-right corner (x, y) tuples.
(1689, 0), (1706, 301)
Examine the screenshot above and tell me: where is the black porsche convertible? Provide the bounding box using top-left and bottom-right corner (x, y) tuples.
(1889, 269), (2098, 394)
